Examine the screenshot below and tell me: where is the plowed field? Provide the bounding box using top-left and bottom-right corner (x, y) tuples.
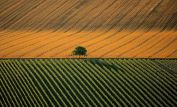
(0, 0), (177, 58)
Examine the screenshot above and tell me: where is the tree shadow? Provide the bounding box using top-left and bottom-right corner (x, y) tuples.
(85, 59), (120, 71)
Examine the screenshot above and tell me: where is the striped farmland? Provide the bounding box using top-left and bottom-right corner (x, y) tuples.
(0, 0), (177, 58)
(0, 59), (177, 106)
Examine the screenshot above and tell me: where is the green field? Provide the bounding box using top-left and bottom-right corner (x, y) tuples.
(0, 59), (177, 106)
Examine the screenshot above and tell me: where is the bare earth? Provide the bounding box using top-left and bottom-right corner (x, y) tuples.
(0, 0), (177, 58)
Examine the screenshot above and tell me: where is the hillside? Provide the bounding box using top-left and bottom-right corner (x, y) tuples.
(0, 0), (177, 58)
(1, 59), (177, 106)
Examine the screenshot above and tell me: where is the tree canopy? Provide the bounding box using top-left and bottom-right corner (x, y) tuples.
(72, 46), (87, 57)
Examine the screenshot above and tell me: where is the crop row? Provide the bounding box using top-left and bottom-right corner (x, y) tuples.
(0, 59), (177, 106)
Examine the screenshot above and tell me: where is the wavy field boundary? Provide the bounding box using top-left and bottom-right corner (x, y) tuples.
(0, 0), (177, 58)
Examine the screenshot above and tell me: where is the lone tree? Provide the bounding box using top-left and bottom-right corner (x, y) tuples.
(72, 46), (87, 57)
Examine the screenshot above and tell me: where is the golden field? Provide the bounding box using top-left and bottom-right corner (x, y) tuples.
(0, 0), (177, 58)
